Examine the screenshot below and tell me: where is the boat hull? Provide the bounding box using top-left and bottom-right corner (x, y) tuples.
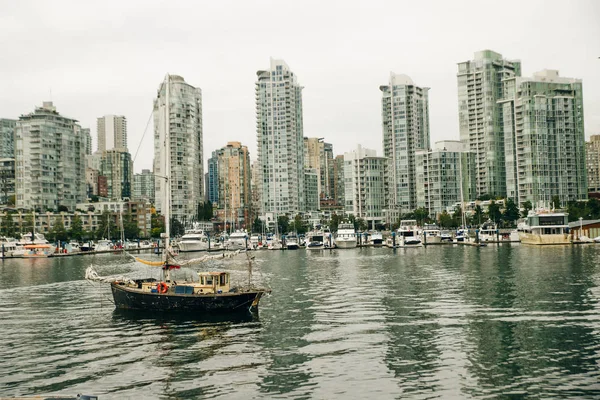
(178, 242), (209, 252)
(111, 283), (265, 313)
(335, 239), (357, 249)
(518, 232), (571, 245)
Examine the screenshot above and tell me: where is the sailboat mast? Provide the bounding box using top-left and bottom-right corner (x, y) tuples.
(164, 74), (171, 251)
(458, 154), (467, 228)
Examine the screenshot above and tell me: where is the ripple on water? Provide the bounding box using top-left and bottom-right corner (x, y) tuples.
(2, 247), (600, 398)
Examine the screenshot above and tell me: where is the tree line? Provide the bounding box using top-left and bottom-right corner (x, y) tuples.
(0, 211), (141, 242)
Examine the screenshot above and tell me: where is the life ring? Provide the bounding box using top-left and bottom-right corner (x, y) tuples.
(157, 282), (169, 294)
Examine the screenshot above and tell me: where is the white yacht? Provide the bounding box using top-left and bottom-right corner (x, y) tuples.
(420, 223), (441, 244)
(368, 231), (383, 246)
(178, 228), (209, 252)
(95, 239), (114, 252)
(518, 209), (571, 245)
(0, 237), (22, 257)
(396, 219), (423, 247)
(306, 231), (325, 250)
(478, 219), (498, 242)
(285, 235), (300, 250)
(249, 234), (262, 250)
(227, 230), (248, 250)
(455, 228), (467, 242)
(439, 230), (453, 242)
(335, 223), (357, 249)
(13, 232), (56, 257)
(268, 237), (283, 250)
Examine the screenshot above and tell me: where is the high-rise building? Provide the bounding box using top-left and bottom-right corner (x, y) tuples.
(304, 168), (319, 212)
(207, 151), (219, 205)
(380, 73), (430, 213)
(256, 58), (305, 215)
(457, 50), (521, 198)
(0, 158), (15, 205)
(100, 149), (133, 200)
(82, 128), (92, 155)
(344, 145), (387, 228)
(97, 115), (127, 151)
(304, 137), (334, 199)
(15, 102), (86, 211)
(153, 75), (203, 223)
(0, 119), (16, 205)
(501, 70), (586, 206)
(0, 119), (16, 158)
(214, 142), (251, 226)
(587, 135), (600, 195)
(133, 169), (155, 204)
(250, 160), (261, 223)
(333, 155), (345, 207)
(85, 152), (102, 197)
(415, 141), (476, 217)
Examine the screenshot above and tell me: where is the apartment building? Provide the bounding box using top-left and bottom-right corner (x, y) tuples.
(380, 73), (430, 213)
(457, 50), (521, 198)
(256, 58), (305, 214)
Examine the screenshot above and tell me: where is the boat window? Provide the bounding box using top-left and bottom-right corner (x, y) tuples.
(220, 275), (227, 286)
(205, 276), (213, 285)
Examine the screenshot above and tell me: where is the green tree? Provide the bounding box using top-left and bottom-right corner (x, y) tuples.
(21, 213), (34, 238)
(290, 214), (308, 234)
(171, 217), (184, 237)
(487, 200), (502, 224)
(69, 214), (84, 240)
(566, 201), (587, 222)
(471, 205), (484, 226)
(502, 199), (519, 226)
(521, 201), (533, 218)
(438, 211), (453, 228)
(329, 213), (343, 232)
(151, 213), (165, 238)
(551, 195), (561, 210)
(197, 202), (214, 221)
(588, 198), (600, 220)
(50, 217), (68, 243)
(277, 215), (290, 234)
(96, 211), (111, 240)
(0, 212), (16, 237)
(502, 199), (520, 227)
(452, 205), (463, 227)
(57, 205), (69, 212)
(413, 207), (429, 226)
(252, 217), (263, 233)
(355, 218), (368, 231)
(123, 213), (140, 239)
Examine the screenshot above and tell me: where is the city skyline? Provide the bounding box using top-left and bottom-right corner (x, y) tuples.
(1, 1), (598, 174)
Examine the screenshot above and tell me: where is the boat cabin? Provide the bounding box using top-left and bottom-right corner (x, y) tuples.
(196, 271), (231, 293)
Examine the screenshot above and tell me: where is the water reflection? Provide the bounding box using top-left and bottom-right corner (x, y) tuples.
(2, 246), (600, 398)
(255, 250), (316, 397)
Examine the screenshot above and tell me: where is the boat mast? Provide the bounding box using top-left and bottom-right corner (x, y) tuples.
(458, 154), (467, 229)
(120, 211), (124, 244)
(164, 74), (171, 264)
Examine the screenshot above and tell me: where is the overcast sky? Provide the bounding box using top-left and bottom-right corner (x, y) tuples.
(1, 0), (598, 173)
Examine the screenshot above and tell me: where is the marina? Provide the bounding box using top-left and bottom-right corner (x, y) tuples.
(2, 245), (600, 398)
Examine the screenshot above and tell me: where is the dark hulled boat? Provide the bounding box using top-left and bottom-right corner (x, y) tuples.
(87, 74), (270, 315)
(110, 272), (267, 313)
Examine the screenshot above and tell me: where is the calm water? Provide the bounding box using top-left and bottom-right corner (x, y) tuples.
(2, 245), (600, 399)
